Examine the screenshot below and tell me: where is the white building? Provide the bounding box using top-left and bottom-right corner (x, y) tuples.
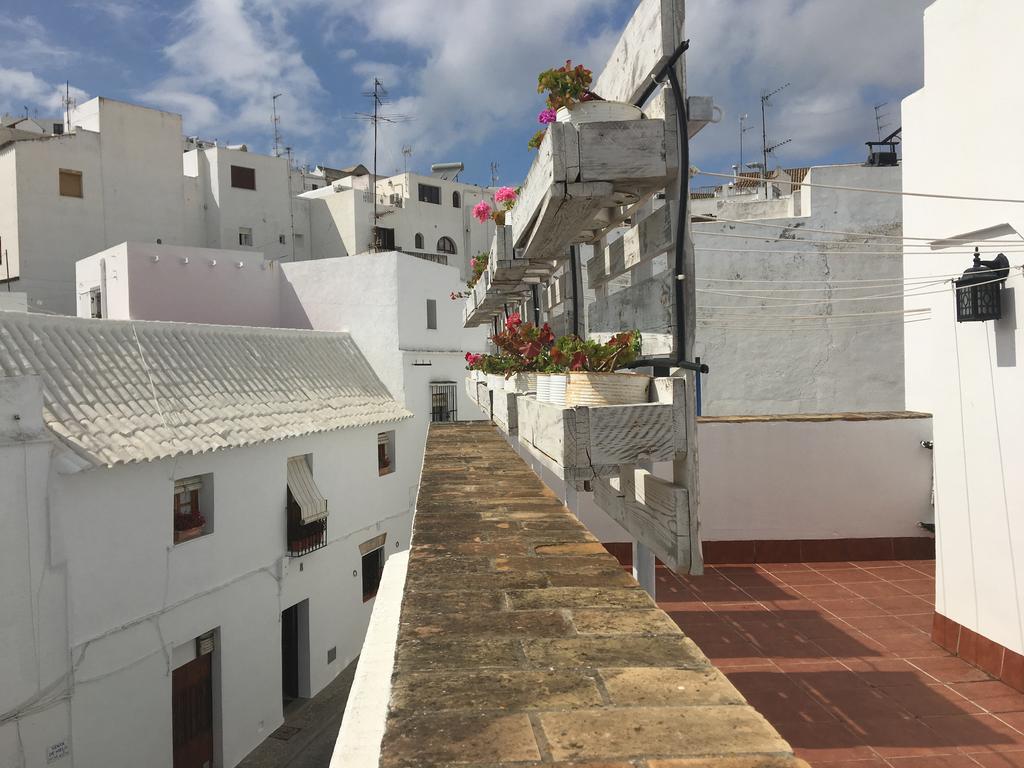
(690, 163), (905, 415)
(902, 0), (1024, 682)
(0, 312), (417, 768)
(75, 244), (489, 458)
(0, 96), (499, 314)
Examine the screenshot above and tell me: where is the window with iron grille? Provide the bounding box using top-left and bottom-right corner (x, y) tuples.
(430, 382), (457, 422)
(173, 474), (213, 544)
(378, 431), (395, 476)
(452, 191), (461, 208)
(418, 183), (440, 205)
(436, 236), (457, 255)
(238, 227), (253, 247)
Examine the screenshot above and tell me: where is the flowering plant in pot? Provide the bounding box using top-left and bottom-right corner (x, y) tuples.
(451, 252), (490, 300)
(490, 312), (558, 392)
(555, 331), (649, 406)
(472, 186), (519, 226)
(174, 510), (206, 543)
(529, 59), (642, 150)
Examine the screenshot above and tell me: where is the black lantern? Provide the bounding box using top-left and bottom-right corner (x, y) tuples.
(955, 247), (1010, 322)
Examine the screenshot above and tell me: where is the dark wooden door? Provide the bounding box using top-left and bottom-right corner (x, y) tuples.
(172, 653), (213, 768)
(282, 605), (299, 702)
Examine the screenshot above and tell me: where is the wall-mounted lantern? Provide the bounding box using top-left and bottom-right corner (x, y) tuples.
(955, 247), (1010, 322)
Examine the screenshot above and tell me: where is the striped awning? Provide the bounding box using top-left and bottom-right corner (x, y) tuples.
(287, 457), (328, 523)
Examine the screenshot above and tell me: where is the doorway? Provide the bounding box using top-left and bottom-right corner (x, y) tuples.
(172, 652), (214, 768)
(281, 600), (309, 708)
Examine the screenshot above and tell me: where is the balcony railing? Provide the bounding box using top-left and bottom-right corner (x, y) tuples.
(287, 517), (327, 557)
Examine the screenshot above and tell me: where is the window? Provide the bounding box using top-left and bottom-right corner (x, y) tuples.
(452, 191), (461, 208)
(286, 455), (328, 556)
(377, 431), (395, 476)
(414, 233), (424, 250)
(361, 547), (384, 601)
(58, 169), (83, 198)
(52, 123), (64, 135)
(173, 474), (213, 544)
(230, 165), (256, 190)
(278, 234), (286, 245)
(89, 287), (102, 319)
(436, 236), (457, 255)
(238, 227), (253, 247)
(373, 226), (395, 251)
(426, 299), (437, 330)
(430, 382), (458, 422)
(417, 183), (441, 205)
(310, 183), (319, 190)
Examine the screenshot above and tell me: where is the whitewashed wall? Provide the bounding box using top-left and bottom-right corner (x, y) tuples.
(697, 416), (934, 541)
(0, 371), (417, 768)
(902, 0), (1024, 654)
(693, 164), (905, 416)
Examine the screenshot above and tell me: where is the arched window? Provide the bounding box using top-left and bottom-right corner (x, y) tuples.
(436, 236), (457, 255)
(452, 191), (461, 208)
(414, 233), (424, 250)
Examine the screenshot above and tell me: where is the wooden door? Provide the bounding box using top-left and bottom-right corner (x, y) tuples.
(172, 653), (213, 768)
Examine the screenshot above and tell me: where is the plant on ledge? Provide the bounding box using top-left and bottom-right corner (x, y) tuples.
(472, 186), (519, 226)
(529, 60), (598, 150)
(173, 510), (206, 543)
(553, 330), (642, 371)
(451, 252), (490, 301)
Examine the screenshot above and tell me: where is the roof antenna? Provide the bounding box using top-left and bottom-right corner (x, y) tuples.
(272, 93), (283, 157)
(760, 82), (790, 176)
(62, 81), (77, 134)
(490, 161), (500, 187)
(402, 144), (413, 173)
(873, 101), (891, 141)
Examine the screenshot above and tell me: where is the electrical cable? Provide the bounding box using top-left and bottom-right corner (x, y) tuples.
(697, 216), (1024, 244)
(693, 244), (1024, 257)
(697, 307), (929, 320)
(691, 227), (1024, 249)
(697, 318), (932, 332)
(692, 168), (1024, 205)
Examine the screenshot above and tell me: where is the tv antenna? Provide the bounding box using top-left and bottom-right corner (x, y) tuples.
(760, 82), (791, 177)
(873, 101), (891, 141)
(349, 79), (413, 244)
(490, 161), (500, 186)
(738, 113), (754, 172)
(401, 145), (413, 173)
(272, 93), (283, 157)
(62, 81), (77, 134)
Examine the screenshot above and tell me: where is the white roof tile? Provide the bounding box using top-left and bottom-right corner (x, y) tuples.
(0, 314), (412, 468)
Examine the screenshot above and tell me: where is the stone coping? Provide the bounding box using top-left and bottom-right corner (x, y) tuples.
(377, 422), (808, 768)
(698, 410), (931, 424)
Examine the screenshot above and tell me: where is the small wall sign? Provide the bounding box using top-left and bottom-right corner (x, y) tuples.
(47, 739), (70, 764)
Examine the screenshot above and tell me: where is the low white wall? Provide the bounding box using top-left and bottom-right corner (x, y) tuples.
(698, 416), (934, 541)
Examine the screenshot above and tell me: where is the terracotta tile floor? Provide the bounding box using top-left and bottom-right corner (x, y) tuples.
(659, 560), (1024, 767)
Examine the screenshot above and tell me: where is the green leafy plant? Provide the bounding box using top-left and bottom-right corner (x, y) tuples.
(528, 59), (599, 150)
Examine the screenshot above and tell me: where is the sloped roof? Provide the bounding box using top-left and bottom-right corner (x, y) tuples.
(0, 314), (411, 468)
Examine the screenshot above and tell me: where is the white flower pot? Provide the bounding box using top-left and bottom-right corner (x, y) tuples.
(548, 374), (568, 407)
(556, 101), (643, 125)
(564, 371), (651, 406)
(535, 374), (551, 403)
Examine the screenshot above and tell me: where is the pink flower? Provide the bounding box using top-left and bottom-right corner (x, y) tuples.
(470, 257), (477, 268)
(472, 201), (492, 223)
(505, 312), (522, 332)
(538, 107), (557, 124)
(494, 186), (518, 204)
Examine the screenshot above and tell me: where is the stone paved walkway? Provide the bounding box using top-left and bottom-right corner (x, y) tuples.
(237, 660), (356, 768)
(378, 422), (807, 767)
(661, 561), (1024, 767)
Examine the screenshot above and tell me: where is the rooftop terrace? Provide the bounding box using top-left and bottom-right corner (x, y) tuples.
(377, 422), (806, 767)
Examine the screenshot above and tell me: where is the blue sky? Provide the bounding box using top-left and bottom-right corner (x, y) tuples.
(0, 0), (930, 188)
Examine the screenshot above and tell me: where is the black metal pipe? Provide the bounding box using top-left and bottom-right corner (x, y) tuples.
(632, 39), (691, 108)
(531, 283), (541, 325)
(665, 62), (689, 366)
(569, 245), (581, 336)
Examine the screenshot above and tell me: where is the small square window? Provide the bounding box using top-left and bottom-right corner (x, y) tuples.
(238, 227), (253, 247)
(377, 431), (395, 476)
(426, 299), (437, 330)
(230, 165), (256, 190)
(173, 474), (213, 544)
(59, 169), (83, 198)
(278, 234), (286, 245)
(362, 547), (384, 601)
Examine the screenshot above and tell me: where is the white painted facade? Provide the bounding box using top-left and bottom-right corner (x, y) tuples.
(1, 96), (497, 314)
(76, 246), (490, 476)
(0, 334), (417, 768)
(902, 0), (1024, 654)
(691, 164), (905, 415)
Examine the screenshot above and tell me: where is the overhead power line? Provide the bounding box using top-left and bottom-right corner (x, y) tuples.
(697, 215), (1024, 244)
(692, 168), (1024, 205)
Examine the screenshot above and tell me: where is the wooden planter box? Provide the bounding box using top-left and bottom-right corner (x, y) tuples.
(491, 390), (520, 436)
(507, 119), (669, 266)
(517, 377), (686, 489)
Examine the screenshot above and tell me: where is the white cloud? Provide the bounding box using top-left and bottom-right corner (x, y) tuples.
(685, 0), (930, 170)
(142, 0), (327, 149)
(336, 48), (357, 61)
(351, 61), (404, 88)
(0, 68), (88, 117)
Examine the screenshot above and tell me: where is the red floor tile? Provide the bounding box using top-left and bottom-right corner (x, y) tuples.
(909, 657), (997, 684)
(953, 681), (1024, 714)
(773, 720), (875, 763)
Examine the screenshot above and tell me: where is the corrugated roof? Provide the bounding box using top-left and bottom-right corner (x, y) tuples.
(0, 314), (411, 468)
